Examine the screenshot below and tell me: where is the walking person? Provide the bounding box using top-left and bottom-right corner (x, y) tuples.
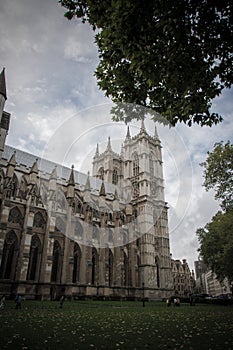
(59, 295), (65, 309)
(15, 294), (22, 309)
(0, 295), (5, 310)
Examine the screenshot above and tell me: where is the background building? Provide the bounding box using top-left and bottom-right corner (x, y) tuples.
(171, 258), (193, 297)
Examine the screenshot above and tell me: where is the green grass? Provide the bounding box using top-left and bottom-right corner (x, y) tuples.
(0, 300), (233, 349)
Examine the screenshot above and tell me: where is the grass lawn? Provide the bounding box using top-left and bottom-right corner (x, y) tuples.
(0, 300), (233, 349)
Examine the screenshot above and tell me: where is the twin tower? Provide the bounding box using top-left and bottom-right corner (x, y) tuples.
(0, 68), (173, 300)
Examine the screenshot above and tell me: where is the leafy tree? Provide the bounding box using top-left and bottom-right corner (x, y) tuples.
(197, 208), (233, 283)
(59, 0), (233, 126)
(201, 141), (233, 209)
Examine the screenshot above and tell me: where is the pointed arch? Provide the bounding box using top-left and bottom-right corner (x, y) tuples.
(149, 152), (155, 177)
(108, 249), (114, 286)
(112, 168), (118, 185)
(33, 211), (46, 230)
(0, 230), (18, 280)
(55, 216), (66, 235)
(98, 167), (104, 181)
(72, 243), (82, 283)
(123, 251), (129, 287)
(57, 187), (67, 210)
(51, 240), (62, 283)
(18, 175), (27, 199)
(133, 153), (139, 177)
(8, 206), (23, 226)
(26, 235), (41, 281)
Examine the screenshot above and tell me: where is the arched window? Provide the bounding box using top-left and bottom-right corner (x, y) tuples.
(0, 230), (18, 279)
(91, 248), (98, 285)
(99, 167), (104, 181)
(136, 254), (141, 287)
(33, 212), (46, 230)
(133, 153), (139, 177)
(18, 175), (27, 200)
(55, 216), (66, 234)
(112, 169), (118, 185)
(51, 240), (62, 283)
(72, 243), (81, 283)
(74, 220), (83, 240)
(149, 153), (154, 177)
(0, 169), (4, 193)
(8, 206), (23, 226)
(122, 251), (129, 286)
(57, 188), (67, 210)
(27, 235), (41, 281)
(108, 249), (114, 286)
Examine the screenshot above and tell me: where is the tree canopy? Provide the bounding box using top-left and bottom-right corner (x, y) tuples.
(197, 141), (233, 283)
(197, 208), (233, 283)
(59, 0), (233, 126)
(201, 141), (233, 209)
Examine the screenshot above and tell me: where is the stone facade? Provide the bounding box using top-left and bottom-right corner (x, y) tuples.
(0, 69), (173, 300)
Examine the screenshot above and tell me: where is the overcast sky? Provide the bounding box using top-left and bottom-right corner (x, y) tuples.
(1, 0), (233, 272)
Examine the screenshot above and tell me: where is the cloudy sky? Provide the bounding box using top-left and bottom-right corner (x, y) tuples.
(1, 0), (233, 271)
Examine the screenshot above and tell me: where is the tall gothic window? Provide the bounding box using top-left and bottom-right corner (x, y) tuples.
(0, 230), (18, 279)
(108, 249), (114, 286)
(8, 206), (23, 226)
(0, 169), (4, 193)
(155, 257), (160, 288)
(133, 153), (139, 177)
(27, 235), (41, 281)
(51, 240), (62, 283)
(149, 153), (154, 177)
(99, 167), (104, 181)
(91, 248), (98, 285)
(123, 251), (129, 286)
(72, 243), (81, 283)
(33, 212), (46, 230)
(55, 216), (66, 235)
(112, 169), (118, 185)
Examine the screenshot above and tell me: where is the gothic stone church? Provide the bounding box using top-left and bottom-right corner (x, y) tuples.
(0, 69), (173, 300)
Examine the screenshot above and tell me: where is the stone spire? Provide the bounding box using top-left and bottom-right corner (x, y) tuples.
(30, 159), (39, 174)
(106, 136), (112, 152)
(0, 68), (7, 100)
(68, 165), (75, 186)
(29, 159), (38, 184)
(50, 166), (57, 180)
(113, 188), (119, 211)
(49, 166), (57, 192)
(126, 125), (131, 139)
(6, 151), (16, 177)
(67, 165), (75, 199)
(85, 171), (91, 192)
(154, 125), (159, 139)
(99, 180), (106, 197)
(140, 118), (146, 132)
(94, 143), (99, 158)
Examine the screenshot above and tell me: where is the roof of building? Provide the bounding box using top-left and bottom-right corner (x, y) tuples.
(2, 145), (118, 197)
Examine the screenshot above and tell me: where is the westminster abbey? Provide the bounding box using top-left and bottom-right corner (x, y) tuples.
(0, 69), (173, 300)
